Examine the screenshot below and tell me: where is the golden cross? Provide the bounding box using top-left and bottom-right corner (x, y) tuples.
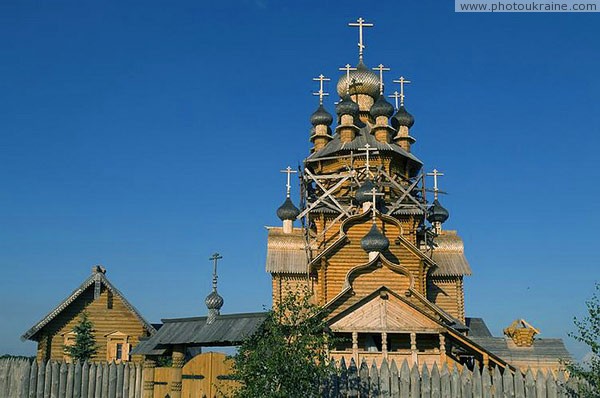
(209, 253), (223, 290)
(393, 76), (411, 106)
(280, 166), (298, 198)
(312, 74), (330, 105)
(372, 64), (390, 95)
(348, 17), (374, 60)
(426, 169), (444, 200)
(369, 187), (385, 221)
(339, 64), (357, 95)
(388, 91), (403, 110)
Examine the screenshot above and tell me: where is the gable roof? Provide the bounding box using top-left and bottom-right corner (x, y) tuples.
(131, 312), (268, 355)
(21, 266), (156, 341)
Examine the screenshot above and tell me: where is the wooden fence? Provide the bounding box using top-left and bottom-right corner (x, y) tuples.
(0, 356), (584, 397)
(0, 358), (143, 398)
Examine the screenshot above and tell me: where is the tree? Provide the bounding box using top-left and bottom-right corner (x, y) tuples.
(566, 283), (600, 397)
(65, 312), (98, 362)
(230, 287), (335, 398)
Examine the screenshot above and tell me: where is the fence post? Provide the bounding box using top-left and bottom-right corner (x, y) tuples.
(43, 361), (52, 398)
(535, 370), (546, 398)
(410, 364), (420, 398)
(347, 358), (359, 398)
(21, 359), (32, 398)
(400, 359), (410, 398)
(430, 364), (440, 398)
(501, 367), (513, 398)
(94, 363), (103, 398)
(28, 360), (38, 398)
(481, 367), (491, 398)
(472, 366), (482, 398)
(65, 361), (74, 398)
(80, 362), (89, 398)
(390, 360), (400, 398)
(380, 359), (391, 398)
(460, 368), (472, 398)
(440, 364), (450, 398)
(73, 361), (81, 398)
(369, 361), (380, 397)
(524, 369), (535, 398)
(546, 371), (557, 398)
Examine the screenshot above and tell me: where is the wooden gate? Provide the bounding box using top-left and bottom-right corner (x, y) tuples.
(181, 351), (237, 398)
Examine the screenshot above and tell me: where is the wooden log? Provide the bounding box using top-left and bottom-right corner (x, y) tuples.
(101, 362), (109, 398)
(43, 362), (52, 398)
(58, 361), (67, 398)
(347, 358), (359, 398)
(329, 361), (339, 398)
(481, 367), (491, 398)
(524, 369), (535, 398)
(514, 370), (525, 398)
(492, 367), (503, 398)
(80, 363), (88, 398)
(431, 364), (441, 398)
(440, 364), (450, 398)
(116, 363), (124, 398)
(65, 362), (74, 398)
(50, 362), (59, 398)
(134, 363), (141, 398)
(127, 364), (136, 398)
(94, 363), (102, 398)
(6, 358), (15, 397)
(390, 360), (400, 398)
(19, 359), (32, 398)
(450, 366), (460, 398)
(73, 361), (81, 398)
(0, 359), (7, 397)
(546, 372), (557, 398)
(29, 360), (38, 398)
(108, 362), (117, 398)
(369, 361), (380, 397)
(122, 364), (129, 398)
(502, 368), (513, 398)
(420, 365), (430, 398)
(36, 361), (46, 398)
(556, 371), (567, 398)
(472, 366), (482, 398)
(536, 370), (547, 398)
(410, 364), (420, 398)
(339, 358), (348, 397)
(380, 359), (391, 398)
(358, 360), (369, 398)
(460, 368), (472, 398)
(88, 363), (97, 398)
(400, 359), (410, 398)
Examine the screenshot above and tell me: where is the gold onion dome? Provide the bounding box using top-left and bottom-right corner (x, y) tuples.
(310, 104), (333, 126)
(370, 95), (395, 118)
(391, 105), (415, 129)
(276, 197), (300, 221)
(361, 224), (390, 253)
(337, 60), (380, 99)
(205, 290), (224, 311)
(355, 178), (376, 205)
(336, 94), (360, 116)
(427, 199), (450, 224)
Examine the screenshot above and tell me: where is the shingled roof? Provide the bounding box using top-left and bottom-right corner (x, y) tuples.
(131, 312), (268, 355)
(265, 227), (308, 274)
(21, 266), (156, 341)
(428, 230), (472, 277)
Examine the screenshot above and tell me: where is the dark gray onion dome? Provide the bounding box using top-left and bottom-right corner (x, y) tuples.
(355, 178), (375, 205)
(276, 197), (300, 221)
(205, 290), (224, 311)
(336, 94), (359, 117)
(361, 223), (390, 253)
(310, 104), (333, 126)
(370, 95), (395, 119)
(427, 199), (449, 224)
(337, 60), (381, 99)
(391, 105), (415, 129)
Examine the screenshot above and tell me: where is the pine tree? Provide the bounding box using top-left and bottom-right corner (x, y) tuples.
(65, 312), (98, 361)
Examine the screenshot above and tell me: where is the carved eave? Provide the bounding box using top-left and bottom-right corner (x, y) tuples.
(334, 124), (360, 134)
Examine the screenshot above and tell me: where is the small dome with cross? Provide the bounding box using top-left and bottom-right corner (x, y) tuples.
(337, 61), (380, 99)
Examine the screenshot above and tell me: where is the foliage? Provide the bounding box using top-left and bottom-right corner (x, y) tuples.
(230, 286), (335, 398)
(0, 354), (35, 360)
(155, 355), (173, 367)
(65, 312), (98, 362)
(565, 283), (600, 397)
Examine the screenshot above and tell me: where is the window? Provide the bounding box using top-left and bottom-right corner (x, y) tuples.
(106, 332), (130, 362)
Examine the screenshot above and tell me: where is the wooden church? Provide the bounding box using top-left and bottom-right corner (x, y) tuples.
(266, 18), (570, 373)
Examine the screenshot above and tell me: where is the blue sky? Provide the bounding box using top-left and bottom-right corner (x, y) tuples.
(0, 1), (598, 361)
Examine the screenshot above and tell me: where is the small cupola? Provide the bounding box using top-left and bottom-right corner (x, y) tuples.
(391, 105), (415, 130)
(310, 74), (334, 152)
(504, 319), (540, 347)
(276, 166), (301, 234)
(427, 199), (449, 234)
(206, 253), (225, 324)
(361, 223), (390, 260)
(370, 95), (394, 119)
(310, 104), (333, 127)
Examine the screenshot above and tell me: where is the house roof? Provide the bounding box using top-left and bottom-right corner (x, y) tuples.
(466, 317), (493, 337)
(131, 312), (268, 355)
(470, 336), (572, 366)
(21, 266), (156, 341)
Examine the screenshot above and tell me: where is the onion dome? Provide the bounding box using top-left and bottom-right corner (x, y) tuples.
(391, 105), (415, 129)
(336, 94), (359, 117)
(310, 104), (333, 127)
(337, 61), (380, 99)
(205, 290), (224, 311)
(355, 178), (376, 205)
(370, 95), (395, 119)
(276, 197), (300, 221)
(361, 223), (390, 253)
(427, 199), (450, 224)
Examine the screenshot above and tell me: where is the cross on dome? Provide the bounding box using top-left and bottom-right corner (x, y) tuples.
(339, 64), (357, 94)
(312, 74), (330, 105)
(358, 143), (377, 176)
(369, 187), (385, 222)
(388, 91), (403, 110)
(393, 76), (411, 107)
(348, 17), (374, 61)
(209, 252), (223, 291)
(372, 64), (390, 95)
(280, 166), (297, 198)
(426, 168), (444, 200)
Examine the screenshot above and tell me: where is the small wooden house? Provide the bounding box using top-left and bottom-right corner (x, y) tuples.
(22, 265), (156, 362)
